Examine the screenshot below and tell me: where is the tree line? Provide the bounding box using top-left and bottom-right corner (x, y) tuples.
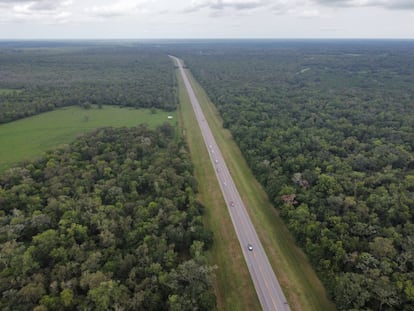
(0, 45), (177, 123)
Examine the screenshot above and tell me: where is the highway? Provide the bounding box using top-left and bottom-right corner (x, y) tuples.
(170, 55), (291, 311)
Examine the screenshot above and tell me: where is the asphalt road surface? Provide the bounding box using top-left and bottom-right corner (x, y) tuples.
(171, 55), (291, 311)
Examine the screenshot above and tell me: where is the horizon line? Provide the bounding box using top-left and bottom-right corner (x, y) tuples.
(1, 37), (414, 41)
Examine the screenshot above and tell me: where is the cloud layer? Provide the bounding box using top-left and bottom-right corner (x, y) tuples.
(312, 0), (414, 10)
(185, 0), (414, 12)
(0, 0), (71, 10)
(185, 0), (271, 12)
(1, 0), (413, 24)
(0, 0), (412, 38)
(0, 0), (73, 23)
(86, 1), (147, 18)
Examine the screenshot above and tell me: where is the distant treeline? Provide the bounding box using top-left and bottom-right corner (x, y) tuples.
(182, 42), (414, 310)
(0, 125), (216, 310)
(0, 46), (177, 123)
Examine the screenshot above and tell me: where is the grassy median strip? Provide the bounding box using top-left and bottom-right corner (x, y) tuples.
(183, 66), (337, 311)
(175, 65), (261, 311)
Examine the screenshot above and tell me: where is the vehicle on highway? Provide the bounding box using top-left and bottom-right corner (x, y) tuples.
(230, 201), (235, 207)
(173, 55), (290, 311)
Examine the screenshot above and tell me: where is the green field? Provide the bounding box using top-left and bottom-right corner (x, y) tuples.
(0, 105), (176, 172)
(0, 88), (21, 95)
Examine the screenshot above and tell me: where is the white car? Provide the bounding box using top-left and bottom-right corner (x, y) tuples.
(248, 244), (253, 251)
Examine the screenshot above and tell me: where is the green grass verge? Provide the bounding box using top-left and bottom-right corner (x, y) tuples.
(0, 105), (176, 172)
(175, 66), (261, 310)
(182, 65), (337, 311)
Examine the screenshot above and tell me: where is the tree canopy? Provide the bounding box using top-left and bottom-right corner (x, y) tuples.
(180, 40), (414, 310)
(0, 125), (216, 310)
(0, 45), (177, 123)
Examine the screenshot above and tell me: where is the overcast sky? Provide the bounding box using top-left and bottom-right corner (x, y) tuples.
(0, 0), (413, 39)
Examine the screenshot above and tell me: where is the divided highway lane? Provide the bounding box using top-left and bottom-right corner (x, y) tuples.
(170, 55), (291, 311)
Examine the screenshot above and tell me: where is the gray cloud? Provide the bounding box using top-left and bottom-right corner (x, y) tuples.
(383, 0), (414, 9)
(212, 0), (269, 10)
(0, 0), (33, 2)
(313, 0), (414, 10)
(313, 0), (352, 5)
(185, 0), (270, 13)
(29, 0), (64, 10)
(0, 0), (60, 5)
(0, 0), (72, 24)
(85, 0), (149, 18)
(0, 0), (70, 10)
(270, 1), (294, 15)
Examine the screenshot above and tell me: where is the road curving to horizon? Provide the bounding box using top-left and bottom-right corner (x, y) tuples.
(170, 55), (291, 311)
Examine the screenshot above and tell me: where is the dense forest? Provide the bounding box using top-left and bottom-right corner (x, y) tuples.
(181, 40), (414, 310)
(0, 44), (177, 123)
(0, 125), (216, 310)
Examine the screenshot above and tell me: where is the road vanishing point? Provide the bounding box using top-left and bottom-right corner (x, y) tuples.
(171, 55), (291, 311)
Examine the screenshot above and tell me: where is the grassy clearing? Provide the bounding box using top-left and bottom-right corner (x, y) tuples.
(175, 66), (261, 310)
(0, 88), (21, 95)
(183, 66), (337, 311)
(0, 105), (175, 172)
